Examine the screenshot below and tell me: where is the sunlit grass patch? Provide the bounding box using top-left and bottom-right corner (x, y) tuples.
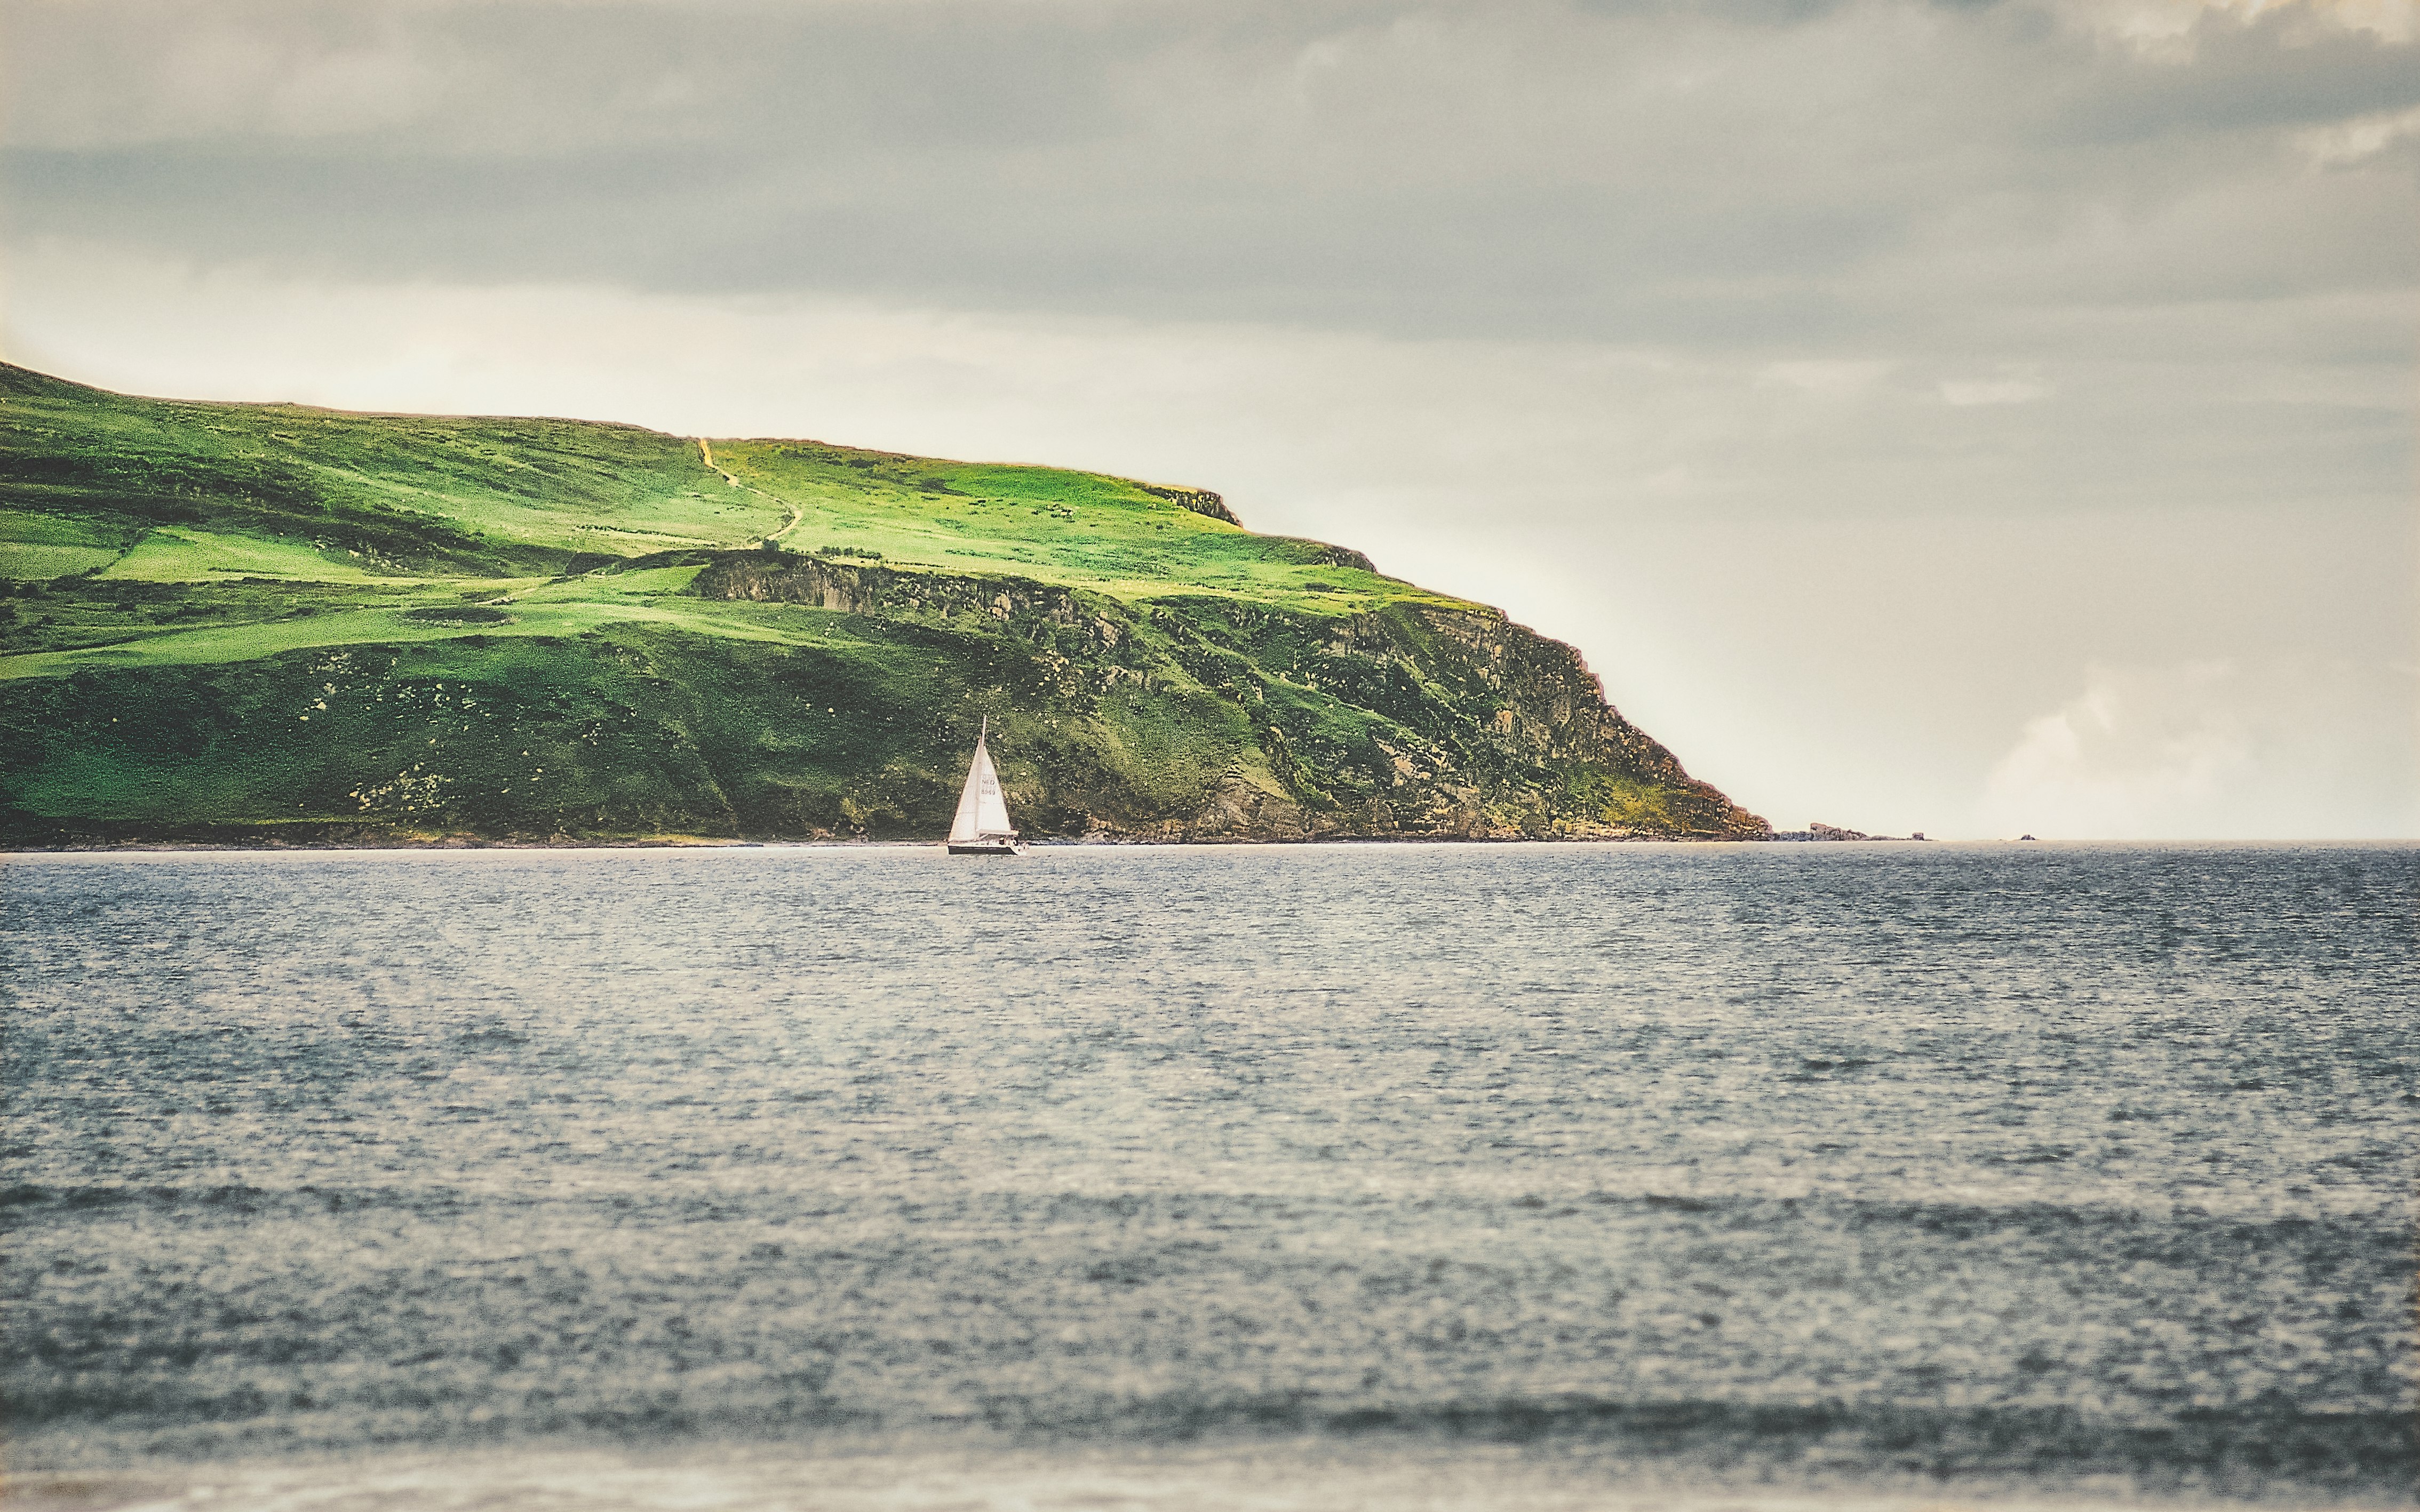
(711, 440), (1469, 615)
(0, 597), (805, 682)
(0, 509), (132, 579)
(0, 543), (119, 580)
(101, 526), (403, 584)
(521, 564), (707, 599)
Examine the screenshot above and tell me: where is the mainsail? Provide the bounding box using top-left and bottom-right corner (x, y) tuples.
(946, 721), (1015, 844)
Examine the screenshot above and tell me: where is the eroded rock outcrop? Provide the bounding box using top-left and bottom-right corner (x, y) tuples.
(689, 550), (1766, 842)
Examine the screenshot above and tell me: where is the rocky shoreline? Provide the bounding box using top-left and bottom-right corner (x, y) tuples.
(1766, 821), (1930, 842)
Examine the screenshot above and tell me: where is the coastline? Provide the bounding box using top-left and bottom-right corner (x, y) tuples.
(1, 830), (1894, 854)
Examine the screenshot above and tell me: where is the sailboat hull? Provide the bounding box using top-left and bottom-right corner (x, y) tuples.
(947, 840), (1023, 857)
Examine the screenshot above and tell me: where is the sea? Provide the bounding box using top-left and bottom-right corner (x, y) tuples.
(3, 842), (2414, 1511)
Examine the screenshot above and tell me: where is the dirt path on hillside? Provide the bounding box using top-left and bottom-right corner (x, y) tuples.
(698, 438), (804, 549)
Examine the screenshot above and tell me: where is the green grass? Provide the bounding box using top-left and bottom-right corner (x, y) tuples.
(0, 508), (130, 579)
(100, 525), (407, 583)
(712, 441), (1455, 616)
(0, 362), (1451, 617)
(0, 362), (1764, 844)
(0, 597), (826, 681)
(0, 363), (786, 579)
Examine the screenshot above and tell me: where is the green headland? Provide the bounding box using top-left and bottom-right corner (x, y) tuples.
(0, 362), (1766, 846)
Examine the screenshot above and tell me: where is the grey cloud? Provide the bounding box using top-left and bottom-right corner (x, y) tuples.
(2034, 21), (2420, 145)
(3, 0), (2413, 377)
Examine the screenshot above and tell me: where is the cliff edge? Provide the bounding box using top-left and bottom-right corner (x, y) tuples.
(0, 363), (1765, 845)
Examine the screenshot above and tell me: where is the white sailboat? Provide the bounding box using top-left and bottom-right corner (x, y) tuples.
(945, 717), (1023, 856)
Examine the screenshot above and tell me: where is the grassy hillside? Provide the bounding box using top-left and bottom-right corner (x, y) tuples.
(0, 363), (1767, 845)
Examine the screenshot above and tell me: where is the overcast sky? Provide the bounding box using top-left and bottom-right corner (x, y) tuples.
(5, 0), (2414, 837)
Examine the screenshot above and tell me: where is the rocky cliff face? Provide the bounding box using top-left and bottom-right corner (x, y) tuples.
(1135, 484), (1242, 526)
(695, 553), (1117, 644)
(0, 547), (1765, 850)
(1301, 602), (1764, 838)
(691, 550), (1766, 841)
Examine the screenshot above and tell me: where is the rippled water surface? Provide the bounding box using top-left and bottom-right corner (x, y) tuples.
(4, 843), (2415, 1509)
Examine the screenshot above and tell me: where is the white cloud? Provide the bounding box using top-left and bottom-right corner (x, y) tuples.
(2065, 0), (2420, 51)
(1985, 662), (2253, 835)
(1983, 660), (2418, 838)
(2301, 101), (2420, 165)
(1939, 374), (2051, 406)
(1757, 360), (1896, 399)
